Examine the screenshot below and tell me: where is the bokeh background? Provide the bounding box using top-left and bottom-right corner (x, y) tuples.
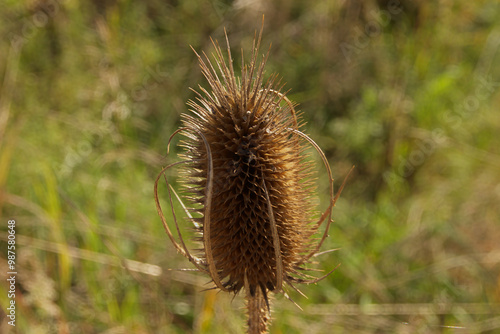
(1, 0), (500, 333)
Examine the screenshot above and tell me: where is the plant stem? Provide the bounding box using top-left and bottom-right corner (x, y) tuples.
(247, 288), (270, 334)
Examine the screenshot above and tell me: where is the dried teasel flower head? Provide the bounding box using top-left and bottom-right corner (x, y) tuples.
(154, 22), (352, 334)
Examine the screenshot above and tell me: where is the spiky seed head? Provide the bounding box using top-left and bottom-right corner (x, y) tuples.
(155, 25), (348, 334)
(180, 30), (319, 297)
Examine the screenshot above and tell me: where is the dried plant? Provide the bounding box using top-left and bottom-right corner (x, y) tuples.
(154, 22), (351, 334)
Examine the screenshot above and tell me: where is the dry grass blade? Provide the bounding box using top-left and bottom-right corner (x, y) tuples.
(0, 232), (162, 276)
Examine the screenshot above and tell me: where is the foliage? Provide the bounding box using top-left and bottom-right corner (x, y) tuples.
(1, 0), (499, 333)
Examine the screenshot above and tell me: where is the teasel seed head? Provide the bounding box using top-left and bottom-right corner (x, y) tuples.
(154, 22), (352, 334)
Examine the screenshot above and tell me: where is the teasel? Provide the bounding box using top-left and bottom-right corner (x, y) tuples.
(154, 22), (352, 334)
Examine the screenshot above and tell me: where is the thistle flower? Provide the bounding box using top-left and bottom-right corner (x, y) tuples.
(154, 23), (351, 334)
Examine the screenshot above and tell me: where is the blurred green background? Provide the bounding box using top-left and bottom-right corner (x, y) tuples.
(1, 0), (500, 333)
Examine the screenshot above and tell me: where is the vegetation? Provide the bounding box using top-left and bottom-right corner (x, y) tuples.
(1, 1), (499, 333)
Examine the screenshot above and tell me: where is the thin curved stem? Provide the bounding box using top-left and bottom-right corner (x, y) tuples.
(261, 171), (283, 293)
(268, 89), (298, 129)
(289, 128), (355, 265)
(154, 163), (207, 272)
(288, 128), (335, 265)
(194, 129), (229, 292)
